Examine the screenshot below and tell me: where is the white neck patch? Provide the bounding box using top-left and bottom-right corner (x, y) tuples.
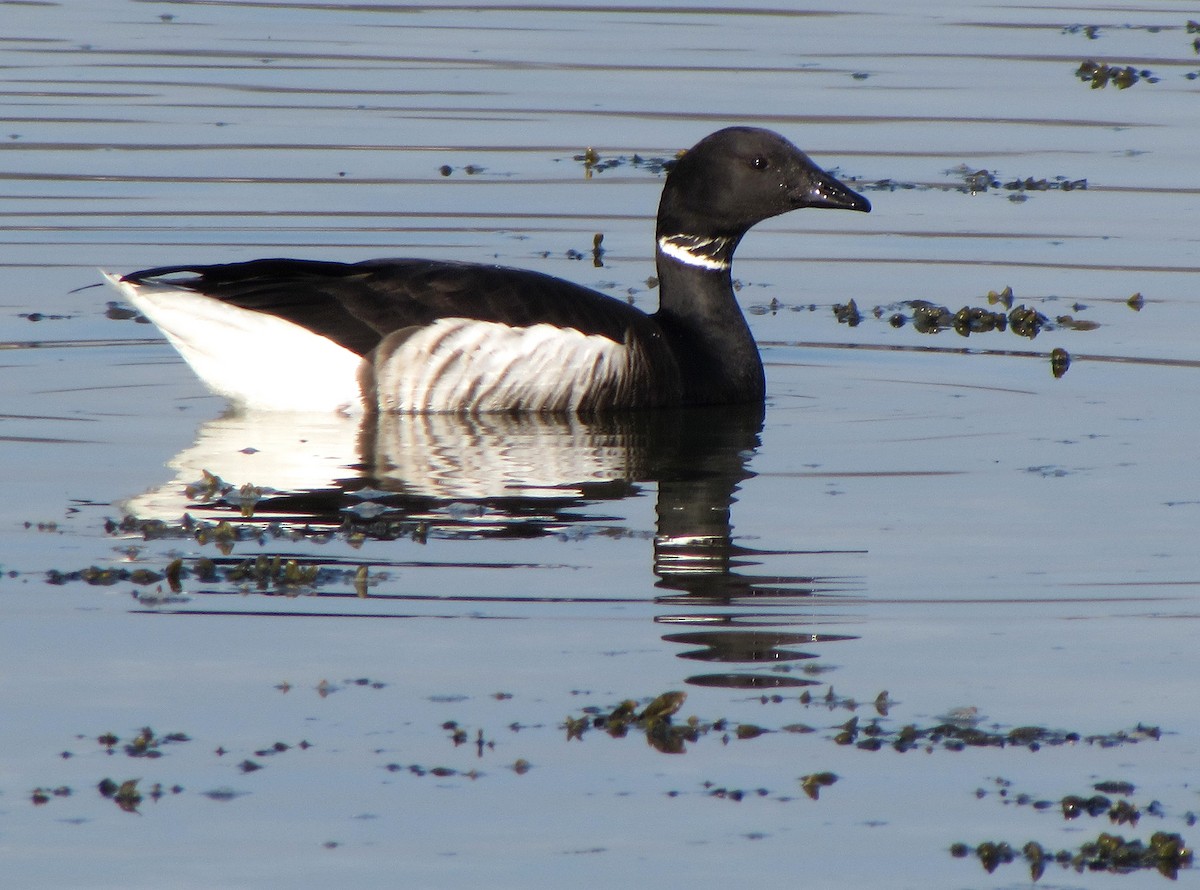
(657, 234), (733, 272)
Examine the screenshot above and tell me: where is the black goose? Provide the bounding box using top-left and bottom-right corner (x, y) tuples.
(106, 127), (870, 413)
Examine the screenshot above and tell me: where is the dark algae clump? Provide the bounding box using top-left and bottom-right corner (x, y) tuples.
(954, 831), (1193, 881)
(564, 689), (1161, 756)
(1076, 60), (1159, 89)
(838, 287), (1076, 341)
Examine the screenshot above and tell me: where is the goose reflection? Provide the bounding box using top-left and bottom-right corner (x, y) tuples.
(125, 405), (857, 687)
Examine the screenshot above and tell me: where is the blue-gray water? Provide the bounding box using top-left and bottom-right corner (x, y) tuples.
(2, 2), (1199, 887)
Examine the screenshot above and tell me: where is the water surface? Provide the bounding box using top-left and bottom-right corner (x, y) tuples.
(2, 1), (1199, 887)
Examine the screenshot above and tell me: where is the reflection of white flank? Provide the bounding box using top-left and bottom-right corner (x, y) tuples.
(656, 234), (733, 272)
(124, 411), (647, 520)
(370, 412), (641, 499)
(104, 272), (363, 413)
(653, 533), (729, 574)
(122, 411), (363, 520)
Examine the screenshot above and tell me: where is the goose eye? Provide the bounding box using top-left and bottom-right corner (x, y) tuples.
(750, 156), (770, 171)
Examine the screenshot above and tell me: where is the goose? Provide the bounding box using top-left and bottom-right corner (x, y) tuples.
(105, 126), (870, 414)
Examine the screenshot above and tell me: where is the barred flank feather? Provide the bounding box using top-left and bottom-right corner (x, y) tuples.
(368, 319), (665, 413)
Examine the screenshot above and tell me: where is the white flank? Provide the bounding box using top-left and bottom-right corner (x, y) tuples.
(656, 234), (732, 271)
(105, 272), (364, 413)
(373, 318), (635, 413)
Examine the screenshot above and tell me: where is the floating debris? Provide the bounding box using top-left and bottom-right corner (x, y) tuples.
(30, 786), (70, 806)
(735, 723), (769, 740)
(253, 741), (292, 758)
(910, 301), (955, 334)
(202, 787), (248, 802)
(1127, 291), (1145, 311)
(54, 550), (354, 596)
(88, 727), (191, 759)
(123, 726), (191, 759)
(799, 771), (838, 800)
(567, 690), (1159, 755)
(185, 469), (231, 503)
(1095, 779), (1137, 795)
(1053, 315), (1098, 332)
(1076, 59), (1159, 88)
(235, 482), (263, 519)
(46, 565), (145, 587)
(569, 691), (700, 754)
(976, 776), (1170, 827)
(224, 555), (322, 591)
(1062, 794), (1144, 825)
(832, 299), (862, 327)
(383, 762), (478, 781)
(164, 557), (183, 593)
(569, 148), (679, 177)
(988, 286), (1014, 309)
(953, 831), (1193, 880)
(1009, 305), (1049, 339)
(97, 778), (143, 813)
(437, 163), (485, 176)
(639, 690), (687, 722)
(830, 286), (1110, 344)
(953, 305), (1006, 336)
(579, 146), (600, 178)
(1051, 347), (1071, 378)
(104, 300), (139, 320)
(1004, 175), (1087, 192)
(868, 166), (1087, 196)
(961, 168), (996, 194)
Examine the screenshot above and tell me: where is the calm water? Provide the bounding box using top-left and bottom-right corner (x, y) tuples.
(2, 1), (1199, 887)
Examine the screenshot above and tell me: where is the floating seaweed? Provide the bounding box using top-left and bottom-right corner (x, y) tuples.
(97, 778), (144, 814)
(702, 783), (772, 803)
(566, 690), (1160, 755)
(30, 786), (70, 806)
(800, 771), (838, 800)
(1009, 304), (1049, 339)
(830, 285), (1102, 343)
(1076, 59), (1159, 88)
(383, 762), (480, 780)
(50, 550), (360, 598)
(867, 167), (1087, 196)
(975, 776), (1169, 827)
(569, 691), (701, 754)
(436, 163), (485, 177)
(832, 299), (862, 327)
(952, 831), (1193, 881)
(1050, 347), (1071, 379)
(569, 148), (680, 177)
(122, 726), (191, 759)
(1004, 175), (1088, 192)
(35, 725), (305, 816)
